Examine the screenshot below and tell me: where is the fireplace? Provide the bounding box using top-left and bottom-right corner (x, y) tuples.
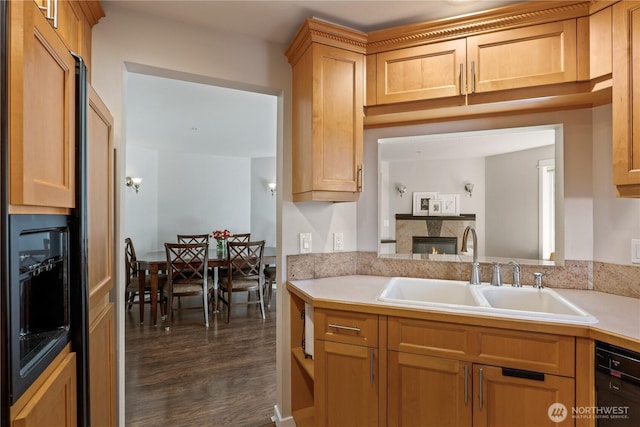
(412, 236), (458, 255)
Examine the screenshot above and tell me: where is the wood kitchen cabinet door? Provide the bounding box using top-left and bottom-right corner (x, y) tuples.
(375, 38), (467, 104)
(291, 41), (364, 202)
(613, 1), (640, 197)
(473, 364), (575, 427)
(387, 351), (471, 427)
(9, 0), (76, 211)
(12, 353), (77, 427)
(314, 340), (378, 427)
(467, 20), (577, 94)
(87, 85), (116, 426)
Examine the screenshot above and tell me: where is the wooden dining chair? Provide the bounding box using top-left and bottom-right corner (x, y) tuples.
(162, 242), (214, 330)
(176, 234), (210, 244)
(125, 237), (166, 323)
(228, 233), (250, 243)
(217, 240), (266, 323)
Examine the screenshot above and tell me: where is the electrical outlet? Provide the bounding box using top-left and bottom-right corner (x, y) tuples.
(300, 233), (312, 254)
(632, 239), (640, 264)
(333, 232), (344, 251)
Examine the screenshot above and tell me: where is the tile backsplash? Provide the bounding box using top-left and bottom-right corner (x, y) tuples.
(287, 252), (640, 299)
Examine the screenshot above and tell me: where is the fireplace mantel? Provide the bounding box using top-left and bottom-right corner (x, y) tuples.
(395, 213), (476, 221)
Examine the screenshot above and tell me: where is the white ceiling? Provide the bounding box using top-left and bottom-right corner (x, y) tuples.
(103, 0), (524, 46)
(109, 0), (524, 157)
(379, 126), (556, 162)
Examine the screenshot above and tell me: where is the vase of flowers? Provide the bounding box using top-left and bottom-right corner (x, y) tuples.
(211, 229), (231, 258)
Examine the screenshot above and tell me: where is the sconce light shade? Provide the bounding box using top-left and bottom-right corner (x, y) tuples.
(465, 182), (474, 197)
(126, 176), (143, 193)
(267, 182), (276, 196)
(396, 183), (407, 197)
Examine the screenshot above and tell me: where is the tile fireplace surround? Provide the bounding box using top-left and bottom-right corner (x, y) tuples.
(286, 252), (640, 300)
(395, 214), (475, 254)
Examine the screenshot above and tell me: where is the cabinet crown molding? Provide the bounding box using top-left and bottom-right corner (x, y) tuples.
(366, 1), (593, 53)
(285, 18), (367, 66)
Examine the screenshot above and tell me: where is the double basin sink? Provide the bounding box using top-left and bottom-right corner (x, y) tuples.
(377, 277), (598, 324)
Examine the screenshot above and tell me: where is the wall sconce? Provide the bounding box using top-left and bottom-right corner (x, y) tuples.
(396, 183), (407, 197)
(465, 182), (474, 197)
(267, 182), (276, 196)
(126, 176), (143, 193)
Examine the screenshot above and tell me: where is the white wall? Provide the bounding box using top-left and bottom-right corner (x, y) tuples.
(251, 157), (277, 246)
(156, 152), (251, 245)
(486, 145), (554, 259)
(592, 105), (640, 263)
(124, 145), (159, 254)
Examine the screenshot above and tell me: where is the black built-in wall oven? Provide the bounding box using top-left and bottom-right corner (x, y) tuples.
(8, 214), (71, 403)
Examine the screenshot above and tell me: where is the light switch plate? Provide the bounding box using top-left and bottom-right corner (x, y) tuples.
(300, 233), (312, 254)
(333, 232), (344, 251)
(632, 239), (640, 264)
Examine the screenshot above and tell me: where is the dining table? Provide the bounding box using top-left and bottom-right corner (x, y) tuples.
(136, 246), (276, 325)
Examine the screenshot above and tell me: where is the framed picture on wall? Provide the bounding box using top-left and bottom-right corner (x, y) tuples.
(440, 193), (460, 215)
(412, 192), (439, 216)
(429, 200), (443, 216)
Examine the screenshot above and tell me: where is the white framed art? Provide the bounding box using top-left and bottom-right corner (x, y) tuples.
(440, 193), (460, 216)
(412, 192), (439, 216)
(429, 200), (443, 216)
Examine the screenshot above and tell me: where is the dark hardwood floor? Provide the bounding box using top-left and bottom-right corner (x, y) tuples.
(125, 291), (277, 426)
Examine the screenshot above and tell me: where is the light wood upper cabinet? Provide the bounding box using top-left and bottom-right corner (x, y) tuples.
(368, 19), (579, 108)
(32, 0), (104, 76)
(613, 1), (640, 197)
(9, 0), (76, 212)
(467, 20), (577, 94)
(286, 19), (366, 202)
(374, 39), (467, 104)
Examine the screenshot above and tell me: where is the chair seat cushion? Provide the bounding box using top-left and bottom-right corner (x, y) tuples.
(165, 278), (214, 296)
(220, 276), (261, 292)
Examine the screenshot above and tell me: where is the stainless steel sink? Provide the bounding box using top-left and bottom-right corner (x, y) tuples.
(377, 277), (598, 324)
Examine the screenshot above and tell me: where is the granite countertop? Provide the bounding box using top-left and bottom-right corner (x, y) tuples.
(287, 275), (640, 351)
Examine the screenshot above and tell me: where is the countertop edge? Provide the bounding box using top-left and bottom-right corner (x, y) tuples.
(287, 275), (640, 353)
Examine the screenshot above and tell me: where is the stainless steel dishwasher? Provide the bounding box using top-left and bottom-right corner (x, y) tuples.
(595, 341), (640, 426)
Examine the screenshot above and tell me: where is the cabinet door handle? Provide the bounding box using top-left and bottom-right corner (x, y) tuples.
(471, 61), (476, 93)
(328, 323), (361, 333)
(369, 348), (374, 385)
(479, 367), (484, 409)
(464, 364), (469, 404)
(357, 164), (364, 192)
(459, 63), (465, 95)
(52, 0), (59, 29)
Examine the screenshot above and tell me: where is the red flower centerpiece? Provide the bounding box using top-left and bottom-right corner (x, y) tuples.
(211, 229), (231, 258)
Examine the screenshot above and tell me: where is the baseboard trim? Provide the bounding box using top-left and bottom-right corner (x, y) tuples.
(273, 405), (296, 427)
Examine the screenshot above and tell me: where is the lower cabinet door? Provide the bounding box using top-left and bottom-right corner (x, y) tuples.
(12, 353), (77, 427)
(388, 351), (472, 427)
(473, 364), (575, 427)
(315, 340), (378, 427)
